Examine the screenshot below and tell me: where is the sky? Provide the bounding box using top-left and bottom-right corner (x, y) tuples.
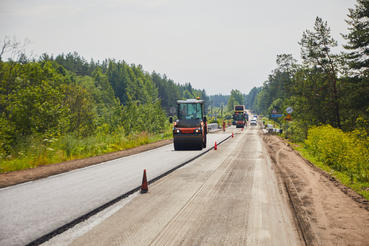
(0, 0), (358, 96)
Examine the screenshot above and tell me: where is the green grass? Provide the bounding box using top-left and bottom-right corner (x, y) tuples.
(290, 142), (369, 201)
(0, 125), (173, 174)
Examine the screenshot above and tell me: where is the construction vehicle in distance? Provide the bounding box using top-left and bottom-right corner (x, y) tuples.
(169, 98), (207, 150)
(233, 105), (246, 128)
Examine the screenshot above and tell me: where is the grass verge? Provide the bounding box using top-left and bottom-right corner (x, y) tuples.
(290, 142), (369, 201)
(0, 125), (173, 174)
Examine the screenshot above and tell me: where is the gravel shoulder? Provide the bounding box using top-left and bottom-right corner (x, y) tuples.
(263, 133), (369, 245)
(0, 139), (173, 189)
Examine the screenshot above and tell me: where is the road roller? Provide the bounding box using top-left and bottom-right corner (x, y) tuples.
(169, 98), (207, 150)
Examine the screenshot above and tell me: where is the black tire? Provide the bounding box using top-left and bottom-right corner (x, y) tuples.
(173, 138), (183, 150)
(174, 137), (203, 150)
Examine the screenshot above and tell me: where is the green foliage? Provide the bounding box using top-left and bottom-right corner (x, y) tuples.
(106, 61), (131, 105)
(253, 54), (297, 115)
(0, 62), (70, 143)
(54, 52), (96, 76)
(63, 84), (96, 137)
(230, 89), (243, 105)
(8, 79), (69, 137)
(0, 125), (173, 173)
(251, 11), (369, 141)
(243, 86), (261, 110)
(267, 98), (283, 115)
(292, 143), (369, 201)
(342, 0), (369, 72)
(304, 125), (369, 182)
(227, 96), (239, 112)
(224, 112), (233, 120)
(209, 117), (220, 125)
(209, 94), (229, 108)
(151, 72), (180, 108)
(299, 16), (341, 128)
(1, 41), (202, 173)
(182, 90), (192, 99)
(92, 67), (115, 106)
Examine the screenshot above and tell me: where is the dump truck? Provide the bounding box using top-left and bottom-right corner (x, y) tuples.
(169, 98), (207, 150)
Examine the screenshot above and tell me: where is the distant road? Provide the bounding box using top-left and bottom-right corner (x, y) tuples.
(0, 134), (230, 246)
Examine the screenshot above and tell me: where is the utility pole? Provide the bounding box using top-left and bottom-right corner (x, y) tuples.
(210, 100), (213, 115)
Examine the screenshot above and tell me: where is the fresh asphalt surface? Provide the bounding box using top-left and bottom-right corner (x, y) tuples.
(0, 134), (230, 246)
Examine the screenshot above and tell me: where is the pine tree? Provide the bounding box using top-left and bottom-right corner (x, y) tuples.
(342, 0), (369, 73)
(299, 16), (341, 129)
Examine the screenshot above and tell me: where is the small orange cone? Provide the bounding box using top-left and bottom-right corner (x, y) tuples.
(141, 169), (148, 193)
(214, 142), (217, 150)
(232, 132), (234, 138)
(241, 127), (243, 131)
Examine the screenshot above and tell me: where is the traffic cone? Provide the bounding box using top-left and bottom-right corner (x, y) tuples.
(232, 132), (234, 138)
(141, 169), (148, 193)
(214, 142), (217, 150)
(241, 127), (243, 131)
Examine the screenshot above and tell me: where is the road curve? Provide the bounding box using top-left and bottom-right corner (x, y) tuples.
(0, 134), (230, 246)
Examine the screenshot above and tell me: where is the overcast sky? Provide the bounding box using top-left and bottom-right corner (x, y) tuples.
(0, 0), (357, 95)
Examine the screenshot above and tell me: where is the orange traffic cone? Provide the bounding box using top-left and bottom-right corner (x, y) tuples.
(214, 142), (217, 150)
(232, 132), (234, 138)
(141, 169), (148, 193)
(241, 127), (243, 131)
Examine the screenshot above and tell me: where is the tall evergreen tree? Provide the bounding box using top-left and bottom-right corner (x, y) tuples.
(342, 0), (369, 73)
(244, 87), (261, 110)
(230, 89), (243, 106)
(299, 16), (341, 128)
(92, 67), (115, 106)
(340, 0), (369, 130)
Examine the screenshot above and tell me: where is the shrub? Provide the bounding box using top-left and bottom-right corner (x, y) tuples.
(304, 125), (369, 182)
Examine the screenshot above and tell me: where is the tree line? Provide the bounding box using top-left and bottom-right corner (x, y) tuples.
(244, 0), (369, 140)
(0, 41), (209, 155)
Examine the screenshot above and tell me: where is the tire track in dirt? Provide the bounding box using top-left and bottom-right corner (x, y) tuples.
(263, 134), (369, 246)
(266, 138), (318, 246)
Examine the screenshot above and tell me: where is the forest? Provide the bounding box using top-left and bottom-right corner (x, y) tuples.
(0, 41), (209, 172)
(243, 1), (369, 141)
(241, 1), (369, 190)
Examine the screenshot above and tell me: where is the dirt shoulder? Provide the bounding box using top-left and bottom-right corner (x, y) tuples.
(0, 139), (173, 189)
(263, 133), (369, 246)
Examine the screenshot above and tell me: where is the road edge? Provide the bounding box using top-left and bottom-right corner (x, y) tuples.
(262, 132), (318, 246)
(0, 139), (173, 189)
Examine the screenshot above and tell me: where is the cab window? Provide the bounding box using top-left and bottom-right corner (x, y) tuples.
(179, 103), (202, 120)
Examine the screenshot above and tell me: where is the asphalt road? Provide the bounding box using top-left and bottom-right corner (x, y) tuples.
(0, 134), (230, 246)
(44, 124), (303, 245)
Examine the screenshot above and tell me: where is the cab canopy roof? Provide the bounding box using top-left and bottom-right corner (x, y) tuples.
(177, 99), (204, 104)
